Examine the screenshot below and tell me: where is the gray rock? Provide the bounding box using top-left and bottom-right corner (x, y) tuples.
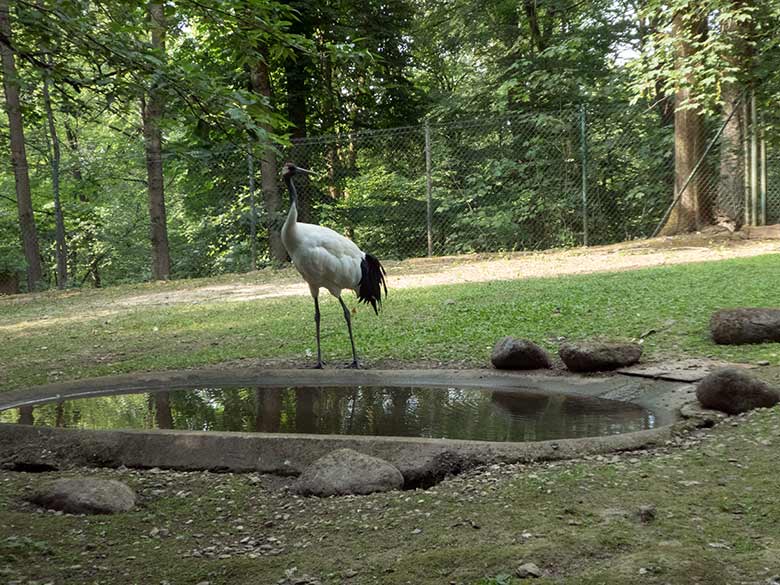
(695, 368), (779, 415)
(516, 562), (543, 579)
(711, 308), (780, 345)
(293, 449), (403, 496)
(635, 504), (657, 523)
(491, 337), (552, 370)
(558, 341), (642, 372)
(398, 450), (472, 489)
(28, 478), (135, 514)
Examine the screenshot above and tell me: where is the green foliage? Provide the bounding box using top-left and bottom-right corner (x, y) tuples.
(0, 210), (25, 274)
(2, 0), (778, 287)
(630, 0), (780, 116)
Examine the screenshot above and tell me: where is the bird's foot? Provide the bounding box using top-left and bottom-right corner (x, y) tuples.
(346, 360), (361, 369)
(312, 361), (325, 369)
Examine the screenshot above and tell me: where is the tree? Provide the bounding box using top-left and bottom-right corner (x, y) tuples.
(142, 0), (171, 280)
(717, 0), (752, 227)
(41, 56), (68, 288)
(659, 8), (708, 235)
(249, 44), (287, 263)
(0, 0), (43, 289)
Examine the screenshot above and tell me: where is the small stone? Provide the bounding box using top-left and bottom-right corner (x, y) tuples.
(757, 360), (771, 366)
(28, 478), (135, 515)
(516, 562), (543, 579)
(491, 337), (552, 370)
(559, 340), (642, 372)
(696, 368), (779, 415)
(293, 449), (403, 496)
(710, 308), (780, 345)
(636, 505), (656, 523)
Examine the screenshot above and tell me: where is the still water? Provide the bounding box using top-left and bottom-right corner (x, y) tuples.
(1, 386), (655, 442)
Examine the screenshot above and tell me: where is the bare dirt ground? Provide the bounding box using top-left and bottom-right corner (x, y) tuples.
(1, 232), (777, 327)
(111, 231), (779, 309)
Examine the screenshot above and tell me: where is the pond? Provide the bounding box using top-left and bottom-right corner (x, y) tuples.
(1, 385), (656, 443)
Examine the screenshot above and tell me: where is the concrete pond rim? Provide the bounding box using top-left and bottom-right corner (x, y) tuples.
(0, 367), (707, 488)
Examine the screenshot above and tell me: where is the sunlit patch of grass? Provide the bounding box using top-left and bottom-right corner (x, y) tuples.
(1, 254), (779, 391)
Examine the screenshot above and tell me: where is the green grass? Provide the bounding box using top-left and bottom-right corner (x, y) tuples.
(2, 252), (780, 583)
(2, 253), (779, 391)
(1, 406), (779, 584)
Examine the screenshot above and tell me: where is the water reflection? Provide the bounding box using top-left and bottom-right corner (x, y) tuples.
(0, 385), (654, 442)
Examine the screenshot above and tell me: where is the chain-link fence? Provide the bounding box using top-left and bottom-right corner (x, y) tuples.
(280, 99), (777, 260)
(2, 99), (778, 291)
(284, 105), (675, 259)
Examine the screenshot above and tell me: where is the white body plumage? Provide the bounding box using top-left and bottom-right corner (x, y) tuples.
(282, 211), (364, 299)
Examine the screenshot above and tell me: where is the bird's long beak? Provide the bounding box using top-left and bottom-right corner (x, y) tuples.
(297, 167), (317, 175)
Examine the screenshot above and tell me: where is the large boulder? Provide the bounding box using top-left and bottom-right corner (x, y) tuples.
(293, 449), (404, 496)
(710, 308), (780, 345)
(558, 341), (642, 372)
(28, 478), (136, 514)
(695, 368), (779, 415)
(491, 337), (552, 370)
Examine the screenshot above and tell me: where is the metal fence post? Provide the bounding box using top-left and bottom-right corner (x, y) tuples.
(424, 121), (433, 257)
(246, 145), (257, 271)
(750, 91), (759, 226)
(579, 105), (589, 247)
(760, 113), (767, 226)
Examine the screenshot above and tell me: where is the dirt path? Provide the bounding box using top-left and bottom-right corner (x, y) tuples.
(113, 233), (779, 308)
(1, 233), (778, 330)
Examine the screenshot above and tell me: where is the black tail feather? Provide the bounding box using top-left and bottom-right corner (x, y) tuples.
(358, 253), (387, 315)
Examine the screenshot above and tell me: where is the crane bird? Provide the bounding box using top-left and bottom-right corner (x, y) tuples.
(281, 162), (387, 369)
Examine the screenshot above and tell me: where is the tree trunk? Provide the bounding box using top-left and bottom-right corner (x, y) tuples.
(285, 5), (313, 223)
(42, 67), (68, 289)
(249, 45), (287, 263)
(142, 0), (171, 280)
(0, 0), (44, 290)
(254, 388), (282, 432)
(660, 12), (707, 235)
(154, 391), (173, 429)
(717, 2), (751, 229)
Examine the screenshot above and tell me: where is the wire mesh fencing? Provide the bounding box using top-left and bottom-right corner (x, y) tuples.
(2, 99), (778, 290)
(282, 104), (679, 259)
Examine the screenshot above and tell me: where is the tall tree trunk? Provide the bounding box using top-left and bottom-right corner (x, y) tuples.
(717, 2), (751, 229)
(254, 388), (282, 432)
(42, 66), (68, 289)
(154, 391), (173, 429)
(249, 45), (287, 263)
(285, 4), (313, 223)
(142, 0), (171, 280)
(0, 0), (43, 290)
(660, 11), (707, 235)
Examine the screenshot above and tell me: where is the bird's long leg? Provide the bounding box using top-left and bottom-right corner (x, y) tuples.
(338, 296), (359, 368)
(313, 296), (324, 369)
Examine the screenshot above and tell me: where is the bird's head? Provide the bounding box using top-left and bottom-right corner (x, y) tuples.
(282, 162), (316, 179)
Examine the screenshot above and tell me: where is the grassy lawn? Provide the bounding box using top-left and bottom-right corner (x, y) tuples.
(1, 407), (779, 584)
(1, 253), (779, 391)
(1, 252), (780, 584)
